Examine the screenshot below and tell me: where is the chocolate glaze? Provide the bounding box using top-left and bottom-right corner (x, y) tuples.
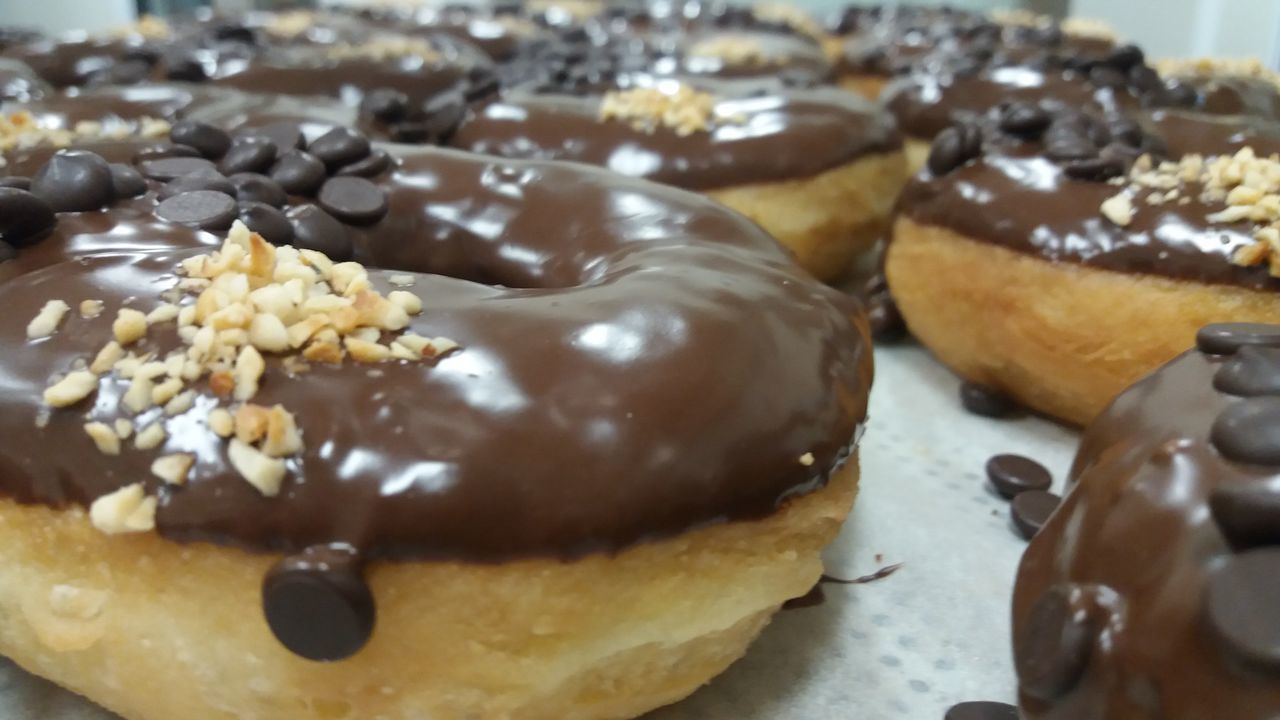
(1013, 347), (1280, 717)
(451, 80), (900, 190)
(1141, 109), (1280, 158)
(897, 139), (1278, 291)
(1175, 73), (1280, 121)
(0, 146), (872, 563)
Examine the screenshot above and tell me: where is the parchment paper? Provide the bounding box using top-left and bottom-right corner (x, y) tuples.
(1, 344), (1082, 719)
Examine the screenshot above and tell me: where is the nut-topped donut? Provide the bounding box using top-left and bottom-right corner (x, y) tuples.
(1013, 322), (1280, 717)
(0, 135), (870, 720)
(887, 105), (1280, 425)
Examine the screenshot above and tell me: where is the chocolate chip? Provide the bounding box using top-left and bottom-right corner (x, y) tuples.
(335, 149), (392, 178)
(1016, 585), (1095, 700)
(238, 122), (306, 157)
(155, 190), (237, 231)
(1165, 80), (1200, 108)
(944, 701), (1019, 720)
(270, 150), (327, 196)
(289, 204), (353, 260)
(263, 545), (375, 662)
(1012, 490), (1061, 540)
(133, 143), (202, 164)
(960, 381), (1018, 418)
(165, 54), (207, 82)
(218, 136), (277, 175)
(169, 120), (232, 160)
(360, 87), (409, 122)
(0, 176), (31, 190)
(420, 90), (467, 139)
(1214, 346), (1280, 397)
(389, 121), (431, 144)
(159, 171), (235, 200)
(0, 188), (56, 246)
(30, 149), (115, 212)
(1103, 44), (1144, 72)
(1210, 483), (1280, 550)
(1089, 65), (1127, 89)
(308, 127), (371, 170)
(238, 201), (295, 246)
(229, 173), (287, 207)
(317, 176), (388, 226)
(138, 156), (218, 182)
(927, 123), (982, 176)
(1197, 323), (1280, 355)
(1205, 548), (1280, 670)
(998, 102), (1051, 138)
(1062, 154), (1125, 181)
(986, 454), (1052, 499)
(108, 163), (146, 199)
(1212, 397), (1280, 465)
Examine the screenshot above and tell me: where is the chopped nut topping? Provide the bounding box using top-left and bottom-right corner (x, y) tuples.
(83, 422), (121, 455)
(114, 419), (134, 439)
(79, 299), (104, 319)
(151, 453), (195, 485)
(265, 10), (315, 38)
(43, 371), (98, 407)
(991, 9), (1117, 41)
(228, 439), (286, 496)
(388, 274), (416, 288)
(134, 422), (166, 451)
(329, 36), (442, 64)
(1156, 58), (1280, 92)
(89, 483), (156, 534)
(208, 407), (234, 437)
(600, 83), (740, 137)
(0, 110), (170, 156)
(1100, 193), (1135, 226)
(27, 300), (71, 339)
(688, 36), (783, 66)
(799, 452), (815, 466)
(752, 3), (823, 38)
(112, 308), (148, 346)
(527, 0), (604, 22)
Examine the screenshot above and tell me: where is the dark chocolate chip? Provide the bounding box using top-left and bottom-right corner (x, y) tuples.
(960, 381), (1018, 418)
(1197, 323), (1280, 355)
(0, 176), (31, 190)
(420, 90), (467, 139)
(317, 176), (388, 226)
(1017, 585), (1094, 700)
(155, 190), (237, 231)
(0, 188), (56, 246)
(359, 87), (409, 122)
(238, 201), (295, 246)
(1129, 64), (1163, 93)
(1214, 346), (1280, 397)
(927, 123), (982, 176)
(30, 149), (115, 212)
(1165, 80), (1200, 108)
(132, 143), (202, 164)
(1062, 154), (1126, 181)
(1103, 43), (1145, 72)
(240, 121), (305, 155)
(986, 454), (1052, 499)
(944, 701), (1019, 720)
(389, 121), (431, 144)
(289, 204), (353, 260)
(1205, 548), (1280, 670)
(335, 149), (392, 178)
(1011, 490), (1061, 540)
(1210, 483), (1280, 550)
(159, 171), (235, 200)
(270, 150), (327, 196)
(138, 156), (217, 182)
(308, 127), (371, 170)
(108, 163), (146, 199)
(229, 172), (287, 208)
(1089, 65), (1127, 89)
(998, 103), (1051, 138)
(169, 120), (232, 160)
(165, 54), (207, 82)
(218, 136), (277, 175)
(1212, 397), (1280, 465)
(263, 545), (375, 662)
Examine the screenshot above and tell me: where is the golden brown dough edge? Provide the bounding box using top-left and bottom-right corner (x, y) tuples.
(0, 458), (858, 720)
(709, 150), (907, 283)
(886, 216), (1280, 425)
(836, 75), (889, 102)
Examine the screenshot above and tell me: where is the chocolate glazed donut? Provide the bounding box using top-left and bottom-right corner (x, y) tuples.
(1013, 323), (1280, 718)
(0, 143), (869, 720)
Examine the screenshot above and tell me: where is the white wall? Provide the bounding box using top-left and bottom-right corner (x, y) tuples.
(0, 0), (136, 35)
(1072, 0), (1280, 66)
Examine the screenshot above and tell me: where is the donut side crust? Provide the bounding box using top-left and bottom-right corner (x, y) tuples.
(836, 75), (888, 102)
(0, 458), (858, 720)
(885, 216), (1280, 425)
(708, 150), (906, 282)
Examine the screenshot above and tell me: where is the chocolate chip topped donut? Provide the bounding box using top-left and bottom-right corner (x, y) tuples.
(888, 104), (1280, 424)
(0, 140), (869, 719)
(1013, 323), (1280, 717)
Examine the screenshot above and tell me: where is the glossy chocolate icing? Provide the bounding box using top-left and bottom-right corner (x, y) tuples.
(451, 80), (899, 190)
(1012, 347), (1280, 717)
(0, 146), (872, 563)
(896, 134), (1278, 291)
(1141, 108), (1280, 158)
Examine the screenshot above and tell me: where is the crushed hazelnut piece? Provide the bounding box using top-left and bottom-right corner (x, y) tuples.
(112, 308), (148, 346)
(228, 439), (286, 496)
(83, 422), (122, 455)
(145, 303), (180, 325)
(114, 419), (134, 439)
(43, 371), (98, 407)
(1100, 193), (1135, 226)
(134, 422), (166, 451)
(688, 36), (782, 66)
(151, 453), (195, 485)
(600, 84), (740, 137)
(79, 299), (104, 319)
(752, 3), (823, 38)
(208, 408), (234, 437)
(799, 452), (815, 466)
(1156, 58), (1280, 93)
(388, 274), (415, 288)
(89, 484), (156, 534)
(27, 300), (71, 339)
(329, 36), (442, 64)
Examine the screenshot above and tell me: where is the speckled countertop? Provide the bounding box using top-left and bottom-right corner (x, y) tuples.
(1, 344), (1081, 720)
